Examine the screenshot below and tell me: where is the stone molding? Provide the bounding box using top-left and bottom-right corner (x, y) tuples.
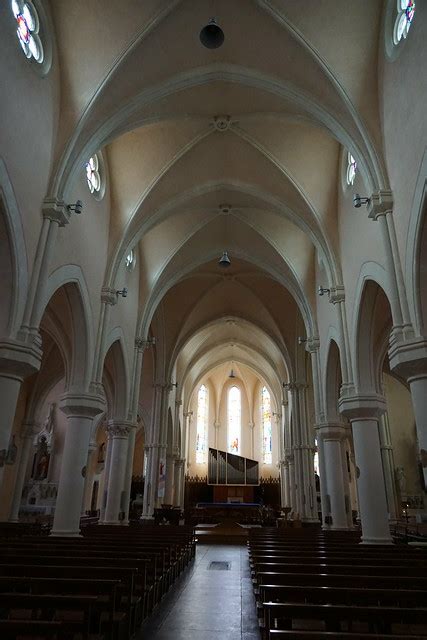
(0, 338), (43, 379)
(315, 423), (349, 442)
(329, 285), (345, 305)
(59, 392), (106, 419)
(106, 420), (134, 438)
(21, 421), (40, 439)
(101, 287), (117, 306)
(338, 393), (386, 421)
(306, 337), (320, 353)
(388, 336), (427, 380)
(367, 190), (393, 221)
(42, 197), (70, 227)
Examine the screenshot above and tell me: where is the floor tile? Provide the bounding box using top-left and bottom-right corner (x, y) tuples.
(137, 544), (261, 640)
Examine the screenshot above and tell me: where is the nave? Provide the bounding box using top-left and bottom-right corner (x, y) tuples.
(1, 521), (427, 639)
(139, 544), (260, 640)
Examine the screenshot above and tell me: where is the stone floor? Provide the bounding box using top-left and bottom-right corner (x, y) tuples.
(137, 544), (261, 640)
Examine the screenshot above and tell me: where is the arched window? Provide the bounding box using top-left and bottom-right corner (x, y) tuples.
(196, 384), (208, 463)
(228, 386), (241, 454)
(393, 0), (416, 45)
(11, 0), (44, 64)
(313, 438), (319, 476)
(346, 152), (357, 186)
(261, 386), (272, 464)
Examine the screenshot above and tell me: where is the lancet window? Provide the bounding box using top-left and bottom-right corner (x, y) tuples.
(196, 384), (208, 463)
(228, 386), (241, 454)
(261, 386), (272, 464)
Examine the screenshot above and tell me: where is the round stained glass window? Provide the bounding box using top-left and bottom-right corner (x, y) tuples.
(393, 0), (416, 45)
(346, 152), (357, 186)
(86, 154), (101, 194)
(11, 0), (43, 63)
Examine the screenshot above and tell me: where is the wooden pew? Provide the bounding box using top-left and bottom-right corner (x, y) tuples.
(269, 632), (427, 640)
(263, 601), (427, 638)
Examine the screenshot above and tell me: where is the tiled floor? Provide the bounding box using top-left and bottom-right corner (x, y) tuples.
(137, 544), (261, 639)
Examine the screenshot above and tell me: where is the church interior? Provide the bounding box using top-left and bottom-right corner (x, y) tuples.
(0, 1), (427, 638)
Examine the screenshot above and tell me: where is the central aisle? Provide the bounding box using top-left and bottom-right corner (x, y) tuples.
(138, 544), (261, 640)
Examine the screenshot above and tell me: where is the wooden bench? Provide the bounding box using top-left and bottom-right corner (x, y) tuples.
(263, 601), (427, 638)
(269, 631), (427, 640)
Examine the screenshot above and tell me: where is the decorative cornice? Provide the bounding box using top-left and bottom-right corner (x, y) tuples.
(368, 190), (393, 221)
(306, 337), (320, 353)
(101, 287), (117, 306)
(135, 337), (156, 351)
(59, 392), (106, 419)
(42, 197), (70, 227)
(329, 285), (345, 305)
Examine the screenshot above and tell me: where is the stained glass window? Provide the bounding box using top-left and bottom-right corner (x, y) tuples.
(346, 152), (357, 186)
(125, 249), (135, 272)
(313, 438), (319, 475)
(394, 0), (416, 45)
(196, 385), (208, 463)
(261, 386), (272, 464)
(11, 0), (44, 63)
(86, 154), (101, 194)
(228, 386), (241, 454)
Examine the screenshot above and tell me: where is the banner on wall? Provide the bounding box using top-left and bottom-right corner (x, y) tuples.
(158, 457), (166, 498)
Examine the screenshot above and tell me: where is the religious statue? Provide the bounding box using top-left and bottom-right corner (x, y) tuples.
(32, 403), (56, 481)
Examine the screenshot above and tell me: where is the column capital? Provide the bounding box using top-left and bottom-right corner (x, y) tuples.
(367, 190), (393, 221)
(329, 285), (345, 305)
(338, 393), (386, 421)
(388, 336), (427, 381)
(174, 458), (185, 468)
(315, 422), (349, 441)
(175, 399), (183, 407)
(42, 197), (70, 227)
(0, 338), (42, 380)
(306, 336), (320, 353)
(248, 421), (255, 430)
(184, 411), (193, 419)
(106, 420), (134, 438)
(135, 336), (156, 352)
(101, 287), (117, 306)
(59, 392), (106, 419)
(88, 439), (98, 453)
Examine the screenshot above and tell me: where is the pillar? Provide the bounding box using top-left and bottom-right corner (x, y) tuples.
(103, 421), (132, 524)
(51, 393), (104, 536)
(378, 413), (399, 519)
(339, 394), (392, 544)
(173, 458), (185, 508)
(99, 431), (113, 522)
(81, 440), (98, 515)
(8, 422), (38, 522)
(388, 338), (427, 490)
(0, 340), (42, 486)
(121, 424), (137, 524)
(142, 382), (168, 519)
(164, 453), (175, 505)
(317, 424), (351, 530)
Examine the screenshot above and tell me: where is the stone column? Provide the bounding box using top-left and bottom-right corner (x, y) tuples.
(278, 459), (288, 508)
(0, 340), (42, 486)
(51, 393), (104, 536)
(339, 394), (392, 544)
(121, 424), (137, 524)
(164, 453), (175, 504)
(213, 421), (220, 449)
(173, 458), (186, 508)
(316, 424), (351, 530)
(315, 433), (329, 526)
(389, 338), (427, 489)
(8, 422), (38, 522)
(99, 432), (113, 522)
(142, 383), (168, 519)
(103, 421), (132, 524)
(286, 383), (318, 522)
(81, 439), (98, 515)
(378, 413), (399, 519)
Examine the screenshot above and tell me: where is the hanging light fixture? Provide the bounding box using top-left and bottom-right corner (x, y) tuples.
(199, 18), (224, 49)
(229, 368), (236, 379)
(219, 250), (231, 268)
